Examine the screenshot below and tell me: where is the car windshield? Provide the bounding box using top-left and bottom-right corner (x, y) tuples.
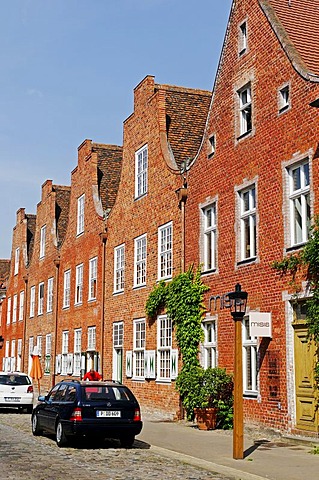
(82, 385), (134, 402)
(0, 374), (31, 386)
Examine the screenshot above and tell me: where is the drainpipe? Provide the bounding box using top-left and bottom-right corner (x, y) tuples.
(22, 274), (28, 371)
(176, 187), (188, 273)
(52, 257), (60, 387)
(99, 231), (108, 379)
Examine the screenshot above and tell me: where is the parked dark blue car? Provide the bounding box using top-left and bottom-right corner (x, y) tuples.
(31, 379), (142, 447)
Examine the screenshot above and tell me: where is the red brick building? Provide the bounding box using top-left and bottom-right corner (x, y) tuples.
(185, 0), (319, 435)
(103, 76), (211, 415)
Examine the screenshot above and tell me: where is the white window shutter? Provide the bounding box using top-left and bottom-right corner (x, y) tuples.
(67, 353), (73, 374)
(56, 354), (61, 374)
(148, 350), (156, 379)
(170, 349), (178, 380)
(126, 351), (132, 378)
(144, 351), (149, 378)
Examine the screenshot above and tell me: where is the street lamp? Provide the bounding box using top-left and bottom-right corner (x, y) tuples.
(228, 283), (248, 460)
(0, 335), (4, 349)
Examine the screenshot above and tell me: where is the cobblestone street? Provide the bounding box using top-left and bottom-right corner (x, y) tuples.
(0, 411), (230, 480)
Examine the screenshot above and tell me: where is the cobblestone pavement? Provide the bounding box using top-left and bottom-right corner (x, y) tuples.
(0, 410), (232, 480)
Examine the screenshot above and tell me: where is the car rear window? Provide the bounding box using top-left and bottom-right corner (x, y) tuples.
(0, 374), (31, 386)
(82, 385), (134, 402)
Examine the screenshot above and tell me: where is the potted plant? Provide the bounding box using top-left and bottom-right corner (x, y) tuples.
(176, 366), (233, 430)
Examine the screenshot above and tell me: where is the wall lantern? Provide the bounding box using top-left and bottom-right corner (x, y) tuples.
(227, 283), (248, 460)
(0, 335), (4, 349)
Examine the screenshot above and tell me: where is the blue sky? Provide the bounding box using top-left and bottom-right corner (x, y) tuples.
(0, 0), (232, 259)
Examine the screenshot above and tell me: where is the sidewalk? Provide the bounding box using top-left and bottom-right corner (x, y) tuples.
(138, 416), (319, 480)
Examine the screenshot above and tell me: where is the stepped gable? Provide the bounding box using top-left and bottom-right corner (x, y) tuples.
(0, 259), (10, 286)
(53, 185), (71, 248)
(26, 214), (36, 264)
(159, 84), (211, 170)
(260, 0), (319, 78)
(95, 143), (123, 213)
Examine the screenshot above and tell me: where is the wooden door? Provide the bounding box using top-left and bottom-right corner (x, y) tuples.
(293, 311), (318, 432)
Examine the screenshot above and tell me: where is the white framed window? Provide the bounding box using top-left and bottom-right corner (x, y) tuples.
(243, 317), (258, 395)
(47, 277), (54, 313)
(74, 329), (82, 376)
(279, 84), (290, 113)
(77, 194), (85, 235)
(63, 270), (71, 308)
(29, 337), (34, 358)
(89, 257), (97, 300)
(114, 244), (125, 293)
(37, 335), (42, 357)
(239, 20), (247, 55)
(201, 203), (217, 271)
(75, 263), (83, 305)
(239, 185), (256, 261)
(135, 145), (148, 198)
(208, 134), (216, 158)
(40, 225), (46, 258)
(158, 222), (173, 280)
(113, 322), (124, 348)
(19, 291), (24, 321)
(157, 315), (172, 381)
(38, 282), (44, 315)
(62, 331), (69, 375)
(134, 234), (147, 287)
(45, 334), (52, 356)
(201, 317), (217, 369)
(12, 294), (17, 323)
(238, 83), (252, 137)
(17, 339), (22, 371)
(87, 326), (96, 351)
(14, 247), (20, 275)
(30, 286), (35, 318)
(288, 161), (310, 246)
(11, 340), (16, 371)
(6, 297), (11, 324)
(133, 319), (146, 379)
(45, 334), (52, 374)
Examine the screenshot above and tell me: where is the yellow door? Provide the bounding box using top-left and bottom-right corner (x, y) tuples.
(293, 305), (318, 432)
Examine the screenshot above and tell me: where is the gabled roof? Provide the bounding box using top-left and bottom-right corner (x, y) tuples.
(94, 143), (122, 213)
(0, 260), (10, 284)
(260, 0), (319, 79)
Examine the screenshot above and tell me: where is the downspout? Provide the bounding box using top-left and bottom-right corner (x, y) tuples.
(176, 187), (188, 273)
(99, 231), (108, 379)
(52, 257), (60, 387)
(22, 274), (28, 371)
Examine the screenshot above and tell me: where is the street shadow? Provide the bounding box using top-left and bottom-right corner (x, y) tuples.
(43, 433), (151, 450)
(244, 439), (271, 458)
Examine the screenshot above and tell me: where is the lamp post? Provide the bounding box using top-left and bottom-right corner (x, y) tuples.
(0, 335), (4, 349)
(228, 283), (248, 460)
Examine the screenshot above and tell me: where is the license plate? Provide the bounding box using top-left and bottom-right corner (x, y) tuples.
(4, 397), (20, 402)
(96, 410), (121, 418)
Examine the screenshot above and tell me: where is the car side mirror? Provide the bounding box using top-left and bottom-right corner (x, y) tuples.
(38, 395), (46, 402)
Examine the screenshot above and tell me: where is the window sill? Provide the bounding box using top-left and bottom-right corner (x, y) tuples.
(155, 379), (172, 385)
(133, 284), (146, 291)
(237, 257), (257, 266)
(88, 298), (97, 303)
(113, 290), (124, 296)
(278, 105), (289, 115)
(286, 243), (307, 253)
(244, 392), (258, 399)
(237, 130), (252, 141)
(201, 268), (217, 276)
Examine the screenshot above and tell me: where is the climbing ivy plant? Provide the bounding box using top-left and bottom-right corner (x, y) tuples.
(272, 216), (319, 383)
(146, 265), (208, 369)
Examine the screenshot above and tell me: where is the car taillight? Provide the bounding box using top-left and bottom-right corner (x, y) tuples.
(70, 407), (83, 422)
(133, 408), (141, 422)
(27, 386), (33, 393)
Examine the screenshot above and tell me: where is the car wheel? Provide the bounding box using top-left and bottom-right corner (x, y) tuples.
(31, 413), (43, 436)
(56, 421), (68, 448)
(120, 435), (135, 448)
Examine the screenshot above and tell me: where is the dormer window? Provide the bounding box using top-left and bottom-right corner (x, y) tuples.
(208, 134), (216, 158)
(239, 21), (247, 55)
(279, 84), (290, 113)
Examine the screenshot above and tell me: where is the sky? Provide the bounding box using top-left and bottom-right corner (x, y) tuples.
(0, 0), (232, 259)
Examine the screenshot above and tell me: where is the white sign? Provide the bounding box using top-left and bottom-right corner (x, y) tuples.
(249, 312), (272, 338)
